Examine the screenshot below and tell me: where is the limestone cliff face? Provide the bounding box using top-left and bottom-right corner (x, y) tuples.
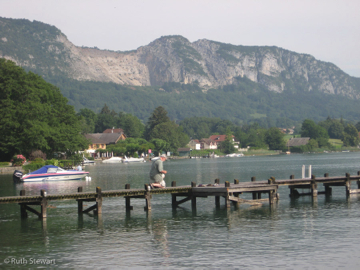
(0, 17), (359, 99)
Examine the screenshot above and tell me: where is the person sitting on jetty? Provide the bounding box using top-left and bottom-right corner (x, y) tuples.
(149, 154), (167, 188)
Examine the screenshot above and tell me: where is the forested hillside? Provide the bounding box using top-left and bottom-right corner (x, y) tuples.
(47, 75), (360, 126)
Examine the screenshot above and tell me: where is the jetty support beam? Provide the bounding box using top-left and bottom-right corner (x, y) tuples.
(144, 184), (151, 211)
(18, 189), (48, 219)
(125, 184), (133, 211)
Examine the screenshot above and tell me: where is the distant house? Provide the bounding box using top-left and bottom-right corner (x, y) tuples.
(200, 139), (217, 150)
(209, 135), (240, 149)
(188, 139), (201, 150)
(286, 137), (310, 147)
(84, 132), (126, 157)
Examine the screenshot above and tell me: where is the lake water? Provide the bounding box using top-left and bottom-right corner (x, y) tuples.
(1, 152), (360, 269)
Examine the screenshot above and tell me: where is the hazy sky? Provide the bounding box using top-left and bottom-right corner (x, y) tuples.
(1, 0), (359, 77)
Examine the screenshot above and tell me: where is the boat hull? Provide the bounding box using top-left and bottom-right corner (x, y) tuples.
(22, 172), (89, 182)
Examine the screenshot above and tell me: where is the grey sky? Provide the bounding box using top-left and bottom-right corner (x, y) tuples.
(1, 0), (359, 77)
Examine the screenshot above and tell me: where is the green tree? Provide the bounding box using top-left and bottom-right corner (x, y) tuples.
(150, 139), (169, 156)
(264, 127), (286, 150)
(94, 113), (117, 133)
(150, 121), (189, 153)
(0, 59), (88, 161)
(220, 128), (236, 154)
(145, 106), (170, 140)
(342, 124), (360, 146)
(121, 114), (144, 138)
(77, 108), (97, 134)
(328, 121), (344, 139)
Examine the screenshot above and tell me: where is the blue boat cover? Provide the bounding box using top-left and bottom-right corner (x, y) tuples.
(28, 165), (58, 175)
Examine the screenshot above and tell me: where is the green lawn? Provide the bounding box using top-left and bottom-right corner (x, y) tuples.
(329, 139), (343, 149)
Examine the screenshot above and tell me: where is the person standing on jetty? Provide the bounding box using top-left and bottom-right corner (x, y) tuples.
(150, 154), (167, 188)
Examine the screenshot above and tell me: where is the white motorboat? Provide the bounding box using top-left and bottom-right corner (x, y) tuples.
(225, 153), (244, 157)
(13, 165), (89, 182)
(82, 157), (95, 164)
(122, 156), (145, 163)
(102, 157), (122, 163)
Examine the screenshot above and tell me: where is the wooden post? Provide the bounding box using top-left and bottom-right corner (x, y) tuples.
(233, 180), (240, 208)
(96, 187), (102, 214)
(224, 181), (230, 208)
(269, 190), (275, 205)
(345, 173), (351, 196)
(289, 175), (295, 197)
(311, 175), (317, 197)
(357, 171), (360, 189)
(125, 184), (133, 211)
(77, 187), (83, 213)
(215, 179), (220, 207)
(144, 184), (151, 211)
(171, 181), (177, 208)
(324, 173), (329, 178)
(191, 182), (197, 210)
(40, 189), (47, 219)
(20, 190), (27, 218)
(251, 177), (257, 199)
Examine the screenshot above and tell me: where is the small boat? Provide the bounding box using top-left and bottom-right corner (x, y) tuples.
(82, 157), (95, 164)
(102, 157), (122, 163)
(122, 156), (145, 163)
(13, 165), (89, 182)
(225, 153), (244, 157)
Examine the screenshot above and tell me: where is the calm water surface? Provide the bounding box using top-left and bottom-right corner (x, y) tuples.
(1, 152), (360, 269)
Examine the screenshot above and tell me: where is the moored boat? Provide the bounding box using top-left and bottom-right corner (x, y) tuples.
(13, 165), (89, 182)
(102, 157), (122, 163)
(82, 157), (95, 164)
(225, 153), (244, 157)
(122, 156), (145, 163)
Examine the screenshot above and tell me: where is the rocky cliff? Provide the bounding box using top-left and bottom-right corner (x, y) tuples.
(1, 17), (359, 99)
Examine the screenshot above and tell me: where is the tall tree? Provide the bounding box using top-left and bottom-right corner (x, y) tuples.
(220, 127), (236, 154)
(77, 108), (97, 134)
(0, 59), (88, 161)
(342, 124), (359, 146)
(264, 127), (286, 150)
(145, 106), (170, 140)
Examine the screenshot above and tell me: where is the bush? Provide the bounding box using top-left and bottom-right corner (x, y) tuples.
(11, 155), (26, 166)
(29, 150), (47, 161)
(23, 163), (44, 172)
(45, 159), (59, 166)
(58, 160), (75, 168)
(33, 158), (45, 165)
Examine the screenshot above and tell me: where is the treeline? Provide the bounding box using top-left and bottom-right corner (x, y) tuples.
(80, 102), (360, 155)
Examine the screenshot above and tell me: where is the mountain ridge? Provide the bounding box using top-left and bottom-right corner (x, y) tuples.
(1, 17), (359, 100)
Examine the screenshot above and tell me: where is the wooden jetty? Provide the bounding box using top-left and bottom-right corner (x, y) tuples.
(1, 172), (360, 219)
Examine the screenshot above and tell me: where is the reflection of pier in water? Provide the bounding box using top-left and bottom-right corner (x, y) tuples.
(1, 172), (360, 220)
